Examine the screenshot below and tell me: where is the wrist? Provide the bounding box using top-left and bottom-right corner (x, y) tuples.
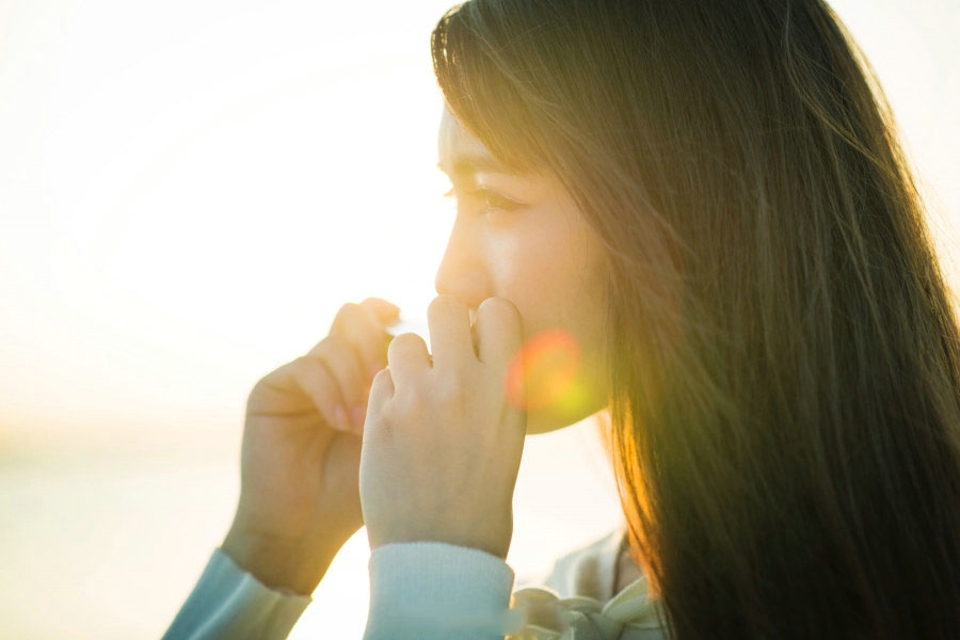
(367, 520), (513, 561)
(221, 524), (343, 596)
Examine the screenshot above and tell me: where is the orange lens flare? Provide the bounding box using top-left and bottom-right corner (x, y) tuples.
(505, 329), (581, 411)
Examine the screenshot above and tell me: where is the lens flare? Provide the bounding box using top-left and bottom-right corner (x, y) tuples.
(506, 329), (581, 411)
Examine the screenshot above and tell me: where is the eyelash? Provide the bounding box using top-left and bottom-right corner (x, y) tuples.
(443, 187), (522, 216)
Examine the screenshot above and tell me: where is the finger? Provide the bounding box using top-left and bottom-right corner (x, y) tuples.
(305, 336), (368, 427)
(270, 356), (354, 432)
(361, 297), (401, 324)
(475, 297), (524, 366)
(387, 332), (432, 388)
(361, 297), (401, 369)
(330, 302), (395, 379)
(366, 366), (395, 415)
(427, 295), (474, 368)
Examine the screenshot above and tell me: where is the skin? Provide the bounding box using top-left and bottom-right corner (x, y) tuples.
(430, 109), (611, 434)
(221, 298), (398, 594)
(222, 109), (612, 591)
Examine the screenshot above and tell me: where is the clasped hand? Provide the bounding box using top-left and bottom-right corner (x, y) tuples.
(222, 295), (526, 596)
(360, 295), (526, 560)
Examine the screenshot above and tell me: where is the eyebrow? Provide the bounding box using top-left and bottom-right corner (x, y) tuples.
(437, 154), (515, 180)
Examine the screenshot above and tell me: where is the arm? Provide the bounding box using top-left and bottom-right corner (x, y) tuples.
(161, 548), (311, 640)
(162, 298), (400, 639)
(359, 297), (528, 638)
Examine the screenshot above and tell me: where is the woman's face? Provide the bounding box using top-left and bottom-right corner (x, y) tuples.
(436, 109), (610, 434)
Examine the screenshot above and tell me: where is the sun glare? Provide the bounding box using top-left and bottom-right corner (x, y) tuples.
(507, 329), (582, 411)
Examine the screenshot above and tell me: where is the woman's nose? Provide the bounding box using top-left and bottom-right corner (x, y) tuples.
(434, 218), (490, 308)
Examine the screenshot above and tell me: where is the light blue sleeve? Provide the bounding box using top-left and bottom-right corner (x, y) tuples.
(162, 548), (311, 640)
(363, 542), (522, 640)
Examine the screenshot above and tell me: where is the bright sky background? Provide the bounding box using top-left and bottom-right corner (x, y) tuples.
(0, 0), (957, 638)
(0, 0), (957, 451)
(0, 0), (464, 454)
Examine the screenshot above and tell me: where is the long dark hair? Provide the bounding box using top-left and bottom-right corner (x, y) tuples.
(433, 0), (960, 637)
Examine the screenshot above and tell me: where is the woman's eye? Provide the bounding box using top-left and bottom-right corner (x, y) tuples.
(454, 187), (522, 217)
(476, 188), (522, 214)
(443, 185), (523, 219)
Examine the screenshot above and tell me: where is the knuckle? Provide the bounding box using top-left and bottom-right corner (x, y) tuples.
(310, 334), (349, 362)
(340, 301), (362, 316)
(288, 356), (322, 385)
(311, 343), (364, 392)
(322, 334), (350, 358)
(368, 368), (393, 398)
(248, 376), (271, 402)
(371, 367), (392, 385)
(248, 360), (300, 402)
(361, 296), (386, 310)
(332, 302), (362, 327)
(333, 303), (383, 348)
(252, 368), (278, 391)
(260, 358), (300, 386)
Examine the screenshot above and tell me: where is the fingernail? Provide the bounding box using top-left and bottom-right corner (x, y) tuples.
(351, 405), (366, 427)
(334, 405), (350, 430)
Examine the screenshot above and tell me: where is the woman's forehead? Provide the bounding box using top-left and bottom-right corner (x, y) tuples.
(437, 109), (512, 178)
(439, 110), (486, 166)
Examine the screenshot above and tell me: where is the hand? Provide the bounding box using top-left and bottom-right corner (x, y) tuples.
(222, 297), (399, 594)
(359, 295), (526, 560)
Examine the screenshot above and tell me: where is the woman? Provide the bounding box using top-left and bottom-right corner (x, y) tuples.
(164, 0), (960, 638)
